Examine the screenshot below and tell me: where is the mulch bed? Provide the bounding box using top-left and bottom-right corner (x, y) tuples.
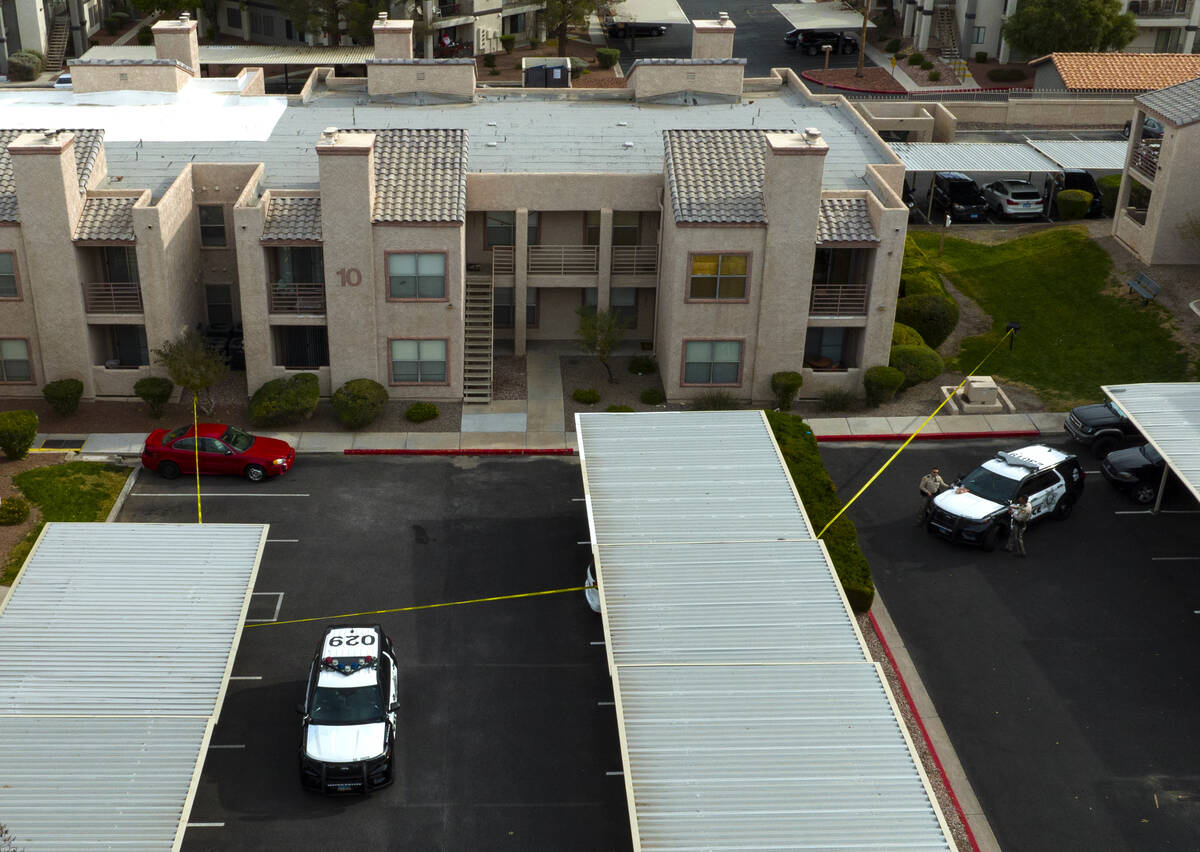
(476, 38), (619, 86)
(560, 355), (681, 431)
(804, 67), (906, 93)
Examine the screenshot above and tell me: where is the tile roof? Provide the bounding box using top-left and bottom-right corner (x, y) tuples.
(816, 197), (878, 244)
(1136, 76), (1200, 128)
(1035, 52), (1200, 91)
(262, 196), (321, 241)
(355, 128), (467, 223)
(663, 129), (769, 224)
(0, 128), (104, 223)
(74, 195), (138, 241)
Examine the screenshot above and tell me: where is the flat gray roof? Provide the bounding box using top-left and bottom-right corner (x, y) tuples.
(0, 522), (267, 851)
(80, 43), (376, 65)
(1103, 383), (1200, 505)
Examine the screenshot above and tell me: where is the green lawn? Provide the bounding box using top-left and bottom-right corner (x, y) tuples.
(911, 227), (1191, 410)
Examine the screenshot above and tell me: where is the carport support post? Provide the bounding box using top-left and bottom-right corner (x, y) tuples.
(1152, 464), (1170, 514)
(925, 176), (935, 222)
(855, 0), (871, 77)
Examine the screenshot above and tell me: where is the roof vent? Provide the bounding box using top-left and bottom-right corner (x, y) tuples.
(719, 11), (729, 22)
(377, 11), (388, 20)
(803, 127), (822, 141)
(623, 141), (634, 148)
(486, 141), (498, 147)
(617, 121), (629, 126)
(178, 11), (190, 21)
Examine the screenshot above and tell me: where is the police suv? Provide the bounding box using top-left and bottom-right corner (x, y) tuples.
(298, 624), (399, 794)
(925, 445), (1085, 550)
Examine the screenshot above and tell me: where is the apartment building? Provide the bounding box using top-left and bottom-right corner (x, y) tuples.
(0, 14), (908, 406)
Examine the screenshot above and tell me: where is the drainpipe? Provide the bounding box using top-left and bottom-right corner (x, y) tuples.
(0, 3), (8, 77)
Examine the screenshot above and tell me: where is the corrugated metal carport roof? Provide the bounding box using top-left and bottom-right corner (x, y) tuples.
(1025, 139), (1128, 171)
(1103, 383), (1200, 504)
(80, 44), (375, 65)
(0, 522), (267, 851)
(773, 3), (877, 31)
(890, 141), (1060, 173)
(576, 411), (953, 851)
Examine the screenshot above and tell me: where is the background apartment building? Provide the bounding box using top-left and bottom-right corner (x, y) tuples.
(0, 14), (908, 406)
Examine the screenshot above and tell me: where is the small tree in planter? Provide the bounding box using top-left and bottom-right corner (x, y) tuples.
(500, 34), (516, 53)
(576, 307), (626, 383)
(153, 329), (228, 416)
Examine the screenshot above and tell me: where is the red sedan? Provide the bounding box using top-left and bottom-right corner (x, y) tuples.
(142, 423), (295, 482)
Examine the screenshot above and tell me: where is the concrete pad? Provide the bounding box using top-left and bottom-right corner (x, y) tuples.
(525, 431), (567, 449)
(405, 432), (461, 450)
(351, 432), (408, 450)
(464, 400), (527, 415)
(564, 432), (579, 451)
(526, 399), (565, 432)
(460, 432), (526, 450)
(460, 412), (527, 432)
(887, 416), (941, 435)
(297, 432), (354, 453)
(256, 431), (300, 446)
(984, 414), (1039, 432)
(1028, 412), (1069, 433)
(81, 433), (148, 454)
(526, 354), (564, 401)
(847, 417), (892, 435)
(805, 418), (852, 436)
(935, 415), (992, 433)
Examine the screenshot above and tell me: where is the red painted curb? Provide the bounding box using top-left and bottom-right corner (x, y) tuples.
(817, 429), (1041, 442)
(869, 611), (983, 852)
(344, 448), (575, 456)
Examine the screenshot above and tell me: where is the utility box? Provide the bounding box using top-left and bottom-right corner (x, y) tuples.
(522, 57), (571, 88)
(964, 375), (999, 405)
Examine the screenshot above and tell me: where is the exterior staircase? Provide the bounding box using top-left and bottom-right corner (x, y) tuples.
(934, 6), (959, 59)
(45, 15), (71, 74)
(463, 277), (493, 403)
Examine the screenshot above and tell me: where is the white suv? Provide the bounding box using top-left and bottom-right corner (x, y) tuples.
(298, 624), (399, 794)
(925, 445), (1085, 550)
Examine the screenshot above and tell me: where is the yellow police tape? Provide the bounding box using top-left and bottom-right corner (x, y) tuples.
(247, 585), (591, 628)
(814, 327), (1016, 540)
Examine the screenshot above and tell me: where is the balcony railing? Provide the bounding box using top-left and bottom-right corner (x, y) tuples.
(82, 281), (142, 313)
(528, 245), (599, 275)
(611, 245), (658, 276)
(1130, 141), (1160, 180)
(810, 284), (869, 316)
(268, 282), (326, 314)
(1127, 0), (1192, 16)
(492, 245), (515, 275)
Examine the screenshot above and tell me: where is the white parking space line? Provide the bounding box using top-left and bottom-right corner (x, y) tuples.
(1116, 509), (1200, 515)
(246, 592), (285, 623)
(229, 675), (262, 680)
(131, 492), (311, 498)
(267, 539), (299, 543)
(1085, 470), (1100, 475)
(597, 701), (614, 707)
(187, 823), (225, 828)
(577, 540), (591, 545)
(571, 498), (586, 502)
(208, 744), (245, 750)
(1152, 556), (1200, 562)
(605, 771), (624, 776)
(590, 641), (605, 646)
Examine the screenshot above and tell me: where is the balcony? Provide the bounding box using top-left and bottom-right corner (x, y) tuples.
(82, 281), (142, 313)
(492, 245), (515, 275)
(1126, 0), (1192, 16)
(1130, 141), (1160, 181)
(528, 245), (599, 275)
(612, 245), (658, 276)
(810, 284), (869, 316)
(268, 282), (326, 314)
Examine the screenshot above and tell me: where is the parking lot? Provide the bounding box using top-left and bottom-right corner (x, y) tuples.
(117, 456), (630, 851)
(818, 437), (1200, 852)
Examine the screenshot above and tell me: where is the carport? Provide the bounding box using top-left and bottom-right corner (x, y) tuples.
(772, 3), (875, 33)
(1103, 383), (1200, 512)
(604, 0), (689, 27)
(1025, 139), (1128, 172)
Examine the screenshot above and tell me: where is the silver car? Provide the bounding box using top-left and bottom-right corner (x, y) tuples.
(982, 180), (1044, 219)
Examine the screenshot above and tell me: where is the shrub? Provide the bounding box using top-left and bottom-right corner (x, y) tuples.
(248, 373), (319, 427)
(892, 322), (925, 348)
(765, 411), (874, 610)
(331, 378), (388, 429)
(770, 371), (804, 412)
(1129, 181), (1151, 209)
(573, 388), (601, 404)
(889, 344), (944, 388)
(920, 61), (934, 71)
(112, 10), (131, 22)
(0, 497), (30, 526)
(641, 387), (665, 405)
(987, 67), (1026, 83)
(1098, 174), (1123, 217)
(628, 355), (657, 375)
(907, 51), (925, 65)
(928, 70), (941, 81)
(43, 378), (84, 416)
(606, 404), (634, 412)
(820, 389), (857, 412)
(529, 38), (541, 48)
(895, 293), (959, 349)
(483, 54), (496, 68)
(597, 47), (619, 69)
(1056, 189), (1093, 221)
(6, 53), (40, 81)
(134, 376), (174, 417)
(405, 402), (439, 423)
(105, 15), (119, 34)
(901, 269), (943, 297)
(975, 50), (988, 63)
(136, 25), (153, 45)
(692, 391), (739, 410)
(0, 410), (38, 460)
(499, 34), (516, 53)
(885, 38), (902, 52)
(864, 365), (905, 406)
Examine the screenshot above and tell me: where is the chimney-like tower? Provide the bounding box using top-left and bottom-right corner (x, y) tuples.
(691, 11), (736, 59)
(152, 12), (200, 76)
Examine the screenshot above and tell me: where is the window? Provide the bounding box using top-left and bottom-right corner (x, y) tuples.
(584, 287), (637, 326)
(585, 211), (640, 246)
(262, 15), (274, 36)
(812, 248), (870, 286)
(689, 254), (747, 300)
(226, 5), (241, 28)
(972, 26), (985, 44)
(503, 12), (526, 35)
(485, 211), (539, 248)
(387, 253), (446, 299)
(683, 340), (741, 384)
(270, 247), (324, 283)
(95, 325), (149, 367)
(249, 10), (262, 34)
(0, 340), (31, 382)
(206, 285), (234, 326)
(102, 246), (139, 283)
(0, 253), (17, 298)
(274, 326), (329, 369)
(493, 287), (538, 327)
(390, 339), (447, 383)
(803, 327), (860, 370)
(285, 19), (294, 40)
(199, 205), (227, 247)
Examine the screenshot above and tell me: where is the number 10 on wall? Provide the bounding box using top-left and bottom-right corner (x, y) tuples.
(337, 268), (362, 286)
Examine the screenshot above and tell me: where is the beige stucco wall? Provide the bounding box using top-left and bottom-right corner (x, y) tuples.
(367, 62), (476, 99)
(628, 62), (745, 101)
(193, 163), (263, 325)
(466, 173), (661, 213)
(0, 226), (41, 397)
(691, 21), (736, 60)
(931, 97), (1136, 128)
(854, 102), (936, 143)
(232, 191), (275, 396)
(1116, 117), (1200, 265)
(69, 62), (192, 94)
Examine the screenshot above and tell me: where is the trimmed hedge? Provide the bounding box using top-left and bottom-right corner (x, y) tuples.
(249, 373), (319, 427)
(573, 388), (601, 404)
(7, 52), (41, 81)
(136, 25), (154, 45)
(920, 61), (934, 71)
(885, 38), (901, 52)
(892, 322), (925, 347)
(405, 402), (439, 423)
(0, 496), (30, 526)
(1056, 189), (1093, 221)
(597, 47), (620, 68)
(43, 379), (83, 416)
(770, 371), (804, 412)
(901, 269), (943, 297)
(332, 379), (388, 429)
(907, 51), (925, 65)
(628, 355), (656, 375)
(134, 377), (174, 417)
(895, 293), (959, 349)
(864, 365), (905, 406)
(0, 410), (38, 460)
(640, 387), (665, 405)
(890, 344), (944, 388)
(606, 404), (634, 412)
(499, 34), (516, 53)
(928, 70), (941, 81)
(1098, 174), (1122, 217)
(765, 411), (874, 610)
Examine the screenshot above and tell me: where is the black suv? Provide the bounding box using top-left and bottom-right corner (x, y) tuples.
(1064, 400), (1141, 457)
(1101, 443), (1165, 504)
(785, 29), (858, 55)
(931, 172), (988, 223)
(606, 21), (668, 37)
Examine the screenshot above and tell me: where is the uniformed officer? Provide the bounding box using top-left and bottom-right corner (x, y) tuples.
(917, 468), (948, 524)
(1007, 496), (1033, 557)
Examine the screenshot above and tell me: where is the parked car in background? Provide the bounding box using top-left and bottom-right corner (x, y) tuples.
(931, 172), (988, 223)
(1064, 400), (1141, 457)
(52, 72), (72, 90)
(1101, 443), (1166, 504)
(982, 179), (1045, 218)
(1123, 116), (1164, 139)
(606, 21), (668, 37)
(785, 29), (858, 54)
(141, 423), (295, 482)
